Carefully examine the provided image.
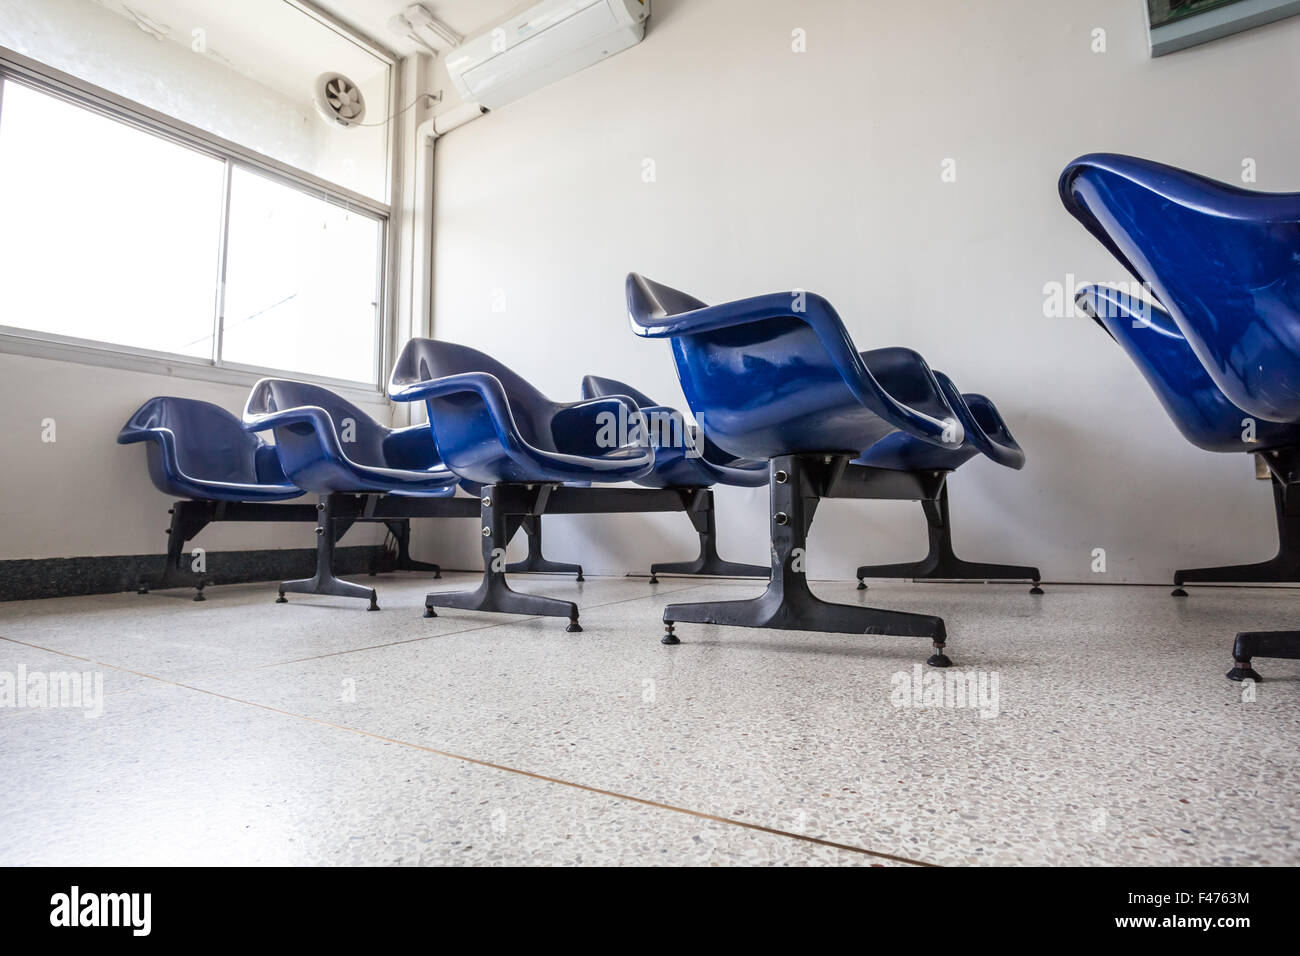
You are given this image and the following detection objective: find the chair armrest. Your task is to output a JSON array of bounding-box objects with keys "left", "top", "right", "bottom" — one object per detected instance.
[
  {"left": 241, "top": 379, "right": 344, "bottom": 457},
  {"left": 387, "top": 371, "right": 528, "bottom": 456}
]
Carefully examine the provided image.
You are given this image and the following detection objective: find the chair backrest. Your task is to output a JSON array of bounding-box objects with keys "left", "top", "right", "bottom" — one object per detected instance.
[
  {"left": 250, "top": 379, "right": 391, "bottom": 467},
  {"left": 626, "top": 274, "right": 953, "bottom": 460},
  {"left": 1060, "top": 153, "right": 1300, "bottom": 421},
  {"left": 122, "top": 396, "right": 273, "bottom": 484},
  {"left": 390, "top": 339, "right": 558, "bottom": 451}
]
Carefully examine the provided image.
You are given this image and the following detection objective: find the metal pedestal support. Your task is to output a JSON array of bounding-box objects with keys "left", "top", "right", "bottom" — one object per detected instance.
[
  {"left": 137, "top": 499, "right": 318, "bottom": 600},
  {"left": 276, "top": 493, "right": 479, "bottom": 610},
  {"left": 855, "top": 483, "right": 1042, "bottom": 594},
  {"left": 661, "top": 455, "right": 952, "bottom": 665},
  {"left": 508, "top": 514, "right": 584, "bottom": 580},
  {"left": 1174, "top": 466, "right": 1300, "bottom": 596},
  {"left": 424, "top": 484, "right": 695, "bottom": 630},
  {"left": 648, "top": 488, "right": 768, "bottom": 582}
]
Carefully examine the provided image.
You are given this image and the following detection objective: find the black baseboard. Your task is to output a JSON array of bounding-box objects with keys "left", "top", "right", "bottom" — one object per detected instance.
[{"left": 0, "top": 547, "right": 382, "bottom": 603}]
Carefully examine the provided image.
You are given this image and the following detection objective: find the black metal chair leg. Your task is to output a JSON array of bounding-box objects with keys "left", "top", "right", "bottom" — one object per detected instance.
[
  {"left": 277, "top": 495, "right": 379, "bottom": 610},
  {"left": 506, "top": 514, "right": 584, "bottom": 580},
  {"left": 855, "top": 488, "right": 1041, "bottom": 592},
  {"left": 649, "top": 490, "right": 767, "bottom": 579},
  {"left": 662, "top": 456, "right": 949, "bottom": 664},
  {"left": 425, "top": 488, "right": 581, "bottom": 630},
  {"left": 1175, "top": 476, "right": 1300, "bottom": 595},
  {"left": 1227, "top": 629, "right": 1300, "bottom": 681}
]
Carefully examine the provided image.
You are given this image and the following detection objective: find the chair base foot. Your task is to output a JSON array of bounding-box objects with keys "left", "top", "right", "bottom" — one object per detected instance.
[
  {"left": 664, "top": 581, "right": 946, "bottom": 648},
  {"left": 1227, "top": 662, "right": 1263, "bottom": 682},
  {"left": 661, "top": 622, "right": 681, "bottom": 645},
  {"left": 426, "top": 574, "right": 578, "bottom": 625},
  {"left": 278, "top": 574, "right": 378, "bottom": 609},
  {"left": 506, "top": 557, "right": 585, "bottom": 578},
  {"left": 566, "top": 618, "right": 583, "bottom": 633},
  {"left": 423, "top": 607, "right": 436, "bottom": 618},
  {"left": 649, "top": 557, "right": 769, "bottom": 579},
  {"left": 1226, "top": 629, "right": 1300, "bottom": 683},
  {"left": 1030, "top": 584, "right": 1044, "bottom": 595},
  {"left": 856, "top": 579, "right": 867, "bottom": 591},
  {"left": 927, "top": 646, "right": 953, "bottom": 668},
  {"left": 1171, "top": 587, "right": 1188, "bottom": 597}
]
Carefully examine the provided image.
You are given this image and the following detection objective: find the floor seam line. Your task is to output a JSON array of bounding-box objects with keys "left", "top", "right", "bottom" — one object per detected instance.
[{"left": 0, "top": 632, "right": 934, "bottom": 866}]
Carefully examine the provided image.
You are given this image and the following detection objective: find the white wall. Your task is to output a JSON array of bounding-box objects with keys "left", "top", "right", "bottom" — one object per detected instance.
[{"left": 428, "top": 0, "right": 1300, "bottom": 584}]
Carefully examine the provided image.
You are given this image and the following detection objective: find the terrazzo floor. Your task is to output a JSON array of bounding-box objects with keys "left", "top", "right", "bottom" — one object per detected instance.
[{"left": 1, "top": 571, "right": 1296, "bottom": 866}]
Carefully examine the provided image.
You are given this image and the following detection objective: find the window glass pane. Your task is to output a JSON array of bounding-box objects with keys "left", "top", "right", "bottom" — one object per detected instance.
[
  {"left": 0, "top": 0, "right": 391, "bottom": 201},
  {"left": 0, "top": 80, "right": 223, "bottom": 357},
  {"left": 221, "top": 167, "right": 380, "bottom": 384}
]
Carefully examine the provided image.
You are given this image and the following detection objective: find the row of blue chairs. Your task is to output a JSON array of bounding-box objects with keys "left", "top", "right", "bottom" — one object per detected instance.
[
  {"left": 119, "top": 153, "right": 1300, "bottom": 678},
  {"left": 120, "top": 305, "right": 1037, "bottom": 666}
]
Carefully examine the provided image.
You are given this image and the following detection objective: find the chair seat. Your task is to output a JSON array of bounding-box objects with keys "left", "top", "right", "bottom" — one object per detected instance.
[
  {"left": 242, "top": 379, "right": 459, "bottom": 497},
  {"left": 624, "top": 274, "right": 963, "bottom": 462},
  {"left": 388, "top": 340, "right": 655, "bottom": 487},
  {"left": 579, "top": 374, "right": 768, "bottom": 488},
  {"left": 118, "top": 397, "right": 303, "bottom": 502},
  {"left": 1077, "top": 285, "right": 1300, "bottom": 452}
]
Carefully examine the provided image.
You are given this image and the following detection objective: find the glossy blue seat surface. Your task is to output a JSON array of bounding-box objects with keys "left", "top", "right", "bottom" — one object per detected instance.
[
  {"left": 854, "top": 369, "right": 1025, "bottom": 472},
  {"left": 388, "top": 340, "right": 655, "bottom": 487},
  {"left": 242, "top": 379, "right": 458, "bottom": 497},
  {"left": 624, "top": 274, "right": 962, "bottom": 462},
  {"left": 1060, "top": 153, "right": 1300, "bottom": 422},
  {"left": 579, "top": 374, "right": 768, "bottom": 488},
  {"left": 118, "top": 396, "right": 303, "bottom": 502},
  {"left": 1076, "top": 285, "right": 1300, "bottom": 452}
]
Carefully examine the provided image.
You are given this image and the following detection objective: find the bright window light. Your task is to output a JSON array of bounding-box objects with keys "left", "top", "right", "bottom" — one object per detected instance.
[
  {"left": 0, "top": 81, "right": 224, "bottom": 358},
  {"left": 0, "top": 78, "right": 386, "bottom": 385},
  {"left": 222, "top": 167, "right": 380, "bottom": 384}
]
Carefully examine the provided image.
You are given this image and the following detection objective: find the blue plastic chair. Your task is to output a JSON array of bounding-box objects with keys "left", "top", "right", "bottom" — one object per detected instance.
[
  {"left": 119, "top": 396, "right": 302, "bottom": 503},
  {"left": 118, "top": 396, "right": 310, "bottom": 600},
  {"left": 580, "top": 374, "right": 769, "bottom": 580},
  {"left": 1062, "top": 154, "right": 1300, "bottom": 680},
  {"left": 1060, "top": 153, "right": 1300, "bottom": 422},
  {"left": 852, "top": 365, "right": 1040, "bottom": 591},
  {"left": 388, "top": 338, "right": 656, "bottom": 629},
  {"left": 625, "top": 273, "right": 968, "bottom": 664},
  {"left": 243, "top": 379, "right": 460, "bottom": 609}
]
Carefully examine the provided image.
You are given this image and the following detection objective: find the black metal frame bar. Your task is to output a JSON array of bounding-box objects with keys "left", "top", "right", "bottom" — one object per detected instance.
[
  {"left": 424, "top": 484, "right": 693, "bottom": 630},
  {"left": 854, "top": 482, "right": 1042, "bottom": 593},
  {"left": 137, "top": 499, "right": 318, "bottom": 600},
  {"left": 276, "top": 492, "right": 479, "bottom": 610},
  {"left": 660, "top": 455, "right": 953, "bottom": 666}
]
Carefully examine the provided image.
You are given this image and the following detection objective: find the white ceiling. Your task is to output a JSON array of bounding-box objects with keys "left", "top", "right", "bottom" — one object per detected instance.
[
  {"left": 310, "top": 0, "right": 528, "bottom": 56},
  {"left": 92, "top": 0, "right": 528, "bottom": 109}
]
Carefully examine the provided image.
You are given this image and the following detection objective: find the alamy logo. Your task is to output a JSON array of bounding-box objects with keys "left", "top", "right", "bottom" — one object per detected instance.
[
  {"left": 890, "top": 664, "right": 1000, "bottom": 718},
  {"left": 0, "top": 666, "right": 103, "bottom": 718},
  {"left": 50, "top": 886, "right": 151, "bottom": 936}
]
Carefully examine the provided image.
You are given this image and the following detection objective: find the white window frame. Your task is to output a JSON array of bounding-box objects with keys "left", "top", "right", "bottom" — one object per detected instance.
[{"left": 0, "top": 6, "right": 403, "bottom": 399}]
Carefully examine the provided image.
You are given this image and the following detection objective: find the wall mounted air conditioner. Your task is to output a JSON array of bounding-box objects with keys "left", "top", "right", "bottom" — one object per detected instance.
[{"left": 445, "top": 0, "right": 648, "bottom": 110}]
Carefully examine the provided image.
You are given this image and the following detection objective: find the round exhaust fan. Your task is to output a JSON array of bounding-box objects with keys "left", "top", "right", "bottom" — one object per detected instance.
[{"left": 313, "top": 72, "right": 366, "bottom": 128}]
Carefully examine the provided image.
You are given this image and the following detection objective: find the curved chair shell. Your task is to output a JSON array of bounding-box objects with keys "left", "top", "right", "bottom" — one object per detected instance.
[
  {"left": 118, "top": 396, "right": 302, "bottom": 502},
  {"left": 579, "top": 374, "right": 768, "bottom": 489},
  {"left": 1060, "top": 153, "right": 1300, "bottom": 422},
  {"left": 242, "top": 379, "right": 458, "bottom": 497},
  {"left": 624, "top": 273, "right": 963, "bottom": 462},
  {"left": 1076, "top": 284, "right": 1300, "bottom": 453},
  {"left": 388, "top": 340, "right": 655, "bottom": 487}
]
